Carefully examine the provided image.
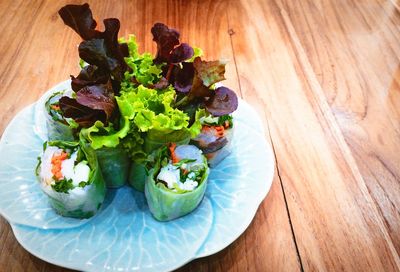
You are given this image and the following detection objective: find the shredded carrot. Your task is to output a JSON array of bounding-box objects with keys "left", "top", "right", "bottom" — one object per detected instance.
[
  {"left": 50, "top": 104, "right": 60, "bottom": 111},
  {"left": 169, "top": 143, "right": 179, "bottom": 164},
  {"left": 214, "top": 125, "right": 225, "bottom": 137},
  {"left": 201, "top": 125, "right": 224, "bottom": 138},
  {"left": 51, "top": 151, "right": 68, "bottom": 181}
]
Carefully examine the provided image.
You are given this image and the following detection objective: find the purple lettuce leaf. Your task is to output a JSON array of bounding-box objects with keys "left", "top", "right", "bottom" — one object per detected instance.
[
  {"left": 170, "top": 43, "right": 194, "bottom": 64},
  {"left": 185, "top": 57, "right": 227, "bottom": 99},
  {"left": 193, "top": 57, "right": 226, "bottom": 87},
  {"left": 173, "top": 62, "right": 194, "bottom": 93},
  {"left": 152, "top": 77, "right": 170, "bottom": 90},
  {"left": 59, "top": 4, "right": 128, "bottom": 82},
  {"left": 75, "top": 81, "right": 116, "bottom": 121},
  {"left": 78, "top": 19, "right": 127, "bottom": 81},
  {"left": 59, "top": 96, "right": 106, "bottom": 127},
  {"left": 70, "top": 65, "right": 109, "bottom": 92},
  {"left": 58, "top": 3, "right": 101, "bottom": 40},
  {"left": 205, "top": 87, "right": 238, "bottom": 116},
  {"left": 151, "top": 23, "right": 180, "bottom": 63}
]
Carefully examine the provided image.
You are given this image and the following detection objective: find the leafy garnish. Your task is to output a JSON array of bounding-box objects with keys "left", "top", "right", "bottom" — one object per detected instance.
[
  {"left": 71, "top": 65, "right": 109, "bottom": 92},
  {"left": 51, "top": 178, "right": 74, "bottom": 193},
  {"left": 76, "top": 82, "right": 116, "bottom": 121},
  {"left": 80, "top": 117, "right": 130, "bottom": 149},
  {"left": 59, "top": 96, "right": 104, "bottom": 127},
  {"left": 170, "top": 43, "right": 194, "bottom": 64},
  {"left": 58, "top": 3, "right": 99, "bottom": 40},
  {"left": 151, "top": 23, "right": 180, "bottom": 64},
  {"left": 59, "top": 4, "right": 127, "bottom": 81},
  {"left": 173, "top": 62, "right": 194, "bottom": 93},
  {"left": 205, "top": 87, "right": 238, "bottom": 116},
  {"left": 57, "top": 3, "right": 128, "bottom": 128},
  {"left": 193, "top": 57, "right": 226, "bottom": 87},
  {"left": 120, "top": 35, "right": 163, "bottom": 86},
  {"left": 117, "top": 85, "right": 190, "bottom": 132}
]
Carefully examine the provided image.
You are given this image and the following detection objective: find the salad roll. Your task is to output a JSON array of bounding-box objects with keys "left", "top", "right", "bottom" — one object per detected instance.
[
  {"left": 95, "top": 146, "right": 130, "bottom": 188},
  {"left": 45, "top": 91, "right": 78, "bottom": 141},
  {"left": 145, "top": 144, "right": 209, "bottom": 221},
  {"left": 36, "top": 141, "right": 106, "bottom": 218},
  {"left": 129, "top": 129, "right": 191, "bottom": 192},
  {"left": 191, "top": 113, "right": 234, "bottom": 167},
  {"left": 80, "top": 119, "right": 131, "bottom": 188}
]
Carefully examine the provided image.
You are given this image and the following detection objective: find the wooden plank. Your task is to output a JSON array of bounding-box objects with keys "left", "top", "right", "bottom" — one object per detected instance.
[
  {"left": 227, "top": 0, "right": 400, "bottom": 270},
  {"left": 178, "top": 176, "right": 302, "bottom": 272},
  {"left": 276, "top": 0, "right": 400, "bottom": 256},
  {"left": 0, "top": 0, "right": 299, "bottom": 271}
]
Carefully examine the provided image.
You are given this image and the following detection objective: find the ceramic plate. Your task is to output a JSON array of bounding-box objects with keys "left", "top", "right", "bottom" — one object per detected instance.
[{"left": 0, "top": 81, "right": 274, "bottom": 271}]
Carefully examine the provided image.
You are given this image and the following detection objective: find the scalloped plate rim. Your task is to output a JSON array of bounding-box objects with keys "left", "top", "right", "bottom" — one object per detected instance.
[{"left": 11, "top": 196, "right": 215, "bottom": 272}]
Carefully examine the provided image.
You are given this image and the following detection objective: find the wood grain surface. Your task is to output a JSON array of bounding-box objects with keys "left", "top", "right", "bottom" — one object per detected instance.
[{"left": 0, "top": 0, "right": 399, "bottom": 271}]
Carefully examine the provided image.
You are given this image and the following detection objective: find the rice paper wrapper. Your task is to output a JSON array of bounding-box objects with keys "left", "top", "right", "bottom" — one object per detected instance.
[
  {"left": 144, "top": 129, "right": 191, "bottom": 153},
  {"left": 37, "top": 141, "right": 106, "bottom": 219},
  {"left": 129, "top": 162, "right": 147, "bottom": 192},
  {"left": 45, "top": 113, "right": 76, "bottom": 141},
  {"left": 95, "top": 146, "right": 130, "bottom": 188},
  {"left": 145, "top": 165, "right": 209, "bottom": 221},
  {"left": 192, "top": 127, "right": 235, "bottom": 168},
  {"left": 45, "top": 92, "right": 76, "bottom": 141}
]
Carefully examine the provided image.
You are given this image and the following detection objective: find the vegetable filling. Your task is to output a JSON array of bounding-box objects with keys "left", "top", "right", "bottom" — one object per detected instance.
[
  {"left": 40, "top": 145, "right": 91, "bottom": 193},
  {"left": 156, "top": 144, "right": 206, "bottom": 192}
]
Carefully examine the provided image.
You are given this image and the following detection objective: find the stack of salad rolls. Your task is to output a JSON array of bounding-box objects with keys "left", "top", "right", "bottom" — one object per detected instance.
[{"left": 35, "top": 3, "right": 239, "bottom": 221}]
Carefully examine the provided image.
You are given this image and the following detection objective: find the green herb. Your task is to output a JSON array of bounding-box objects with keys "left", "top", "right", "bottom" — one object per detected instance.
[
  {"left": 119, "top": 35, "right": 163, "bottom": 86},
  {"left": 51, "top": 178, "right": 74, "bottom": 193},
  {"left": 173, "top": 158, "right": 196, "bottom": 168},
  {"left": 218, "top": 115, "right": 233, "bottom": 127}
]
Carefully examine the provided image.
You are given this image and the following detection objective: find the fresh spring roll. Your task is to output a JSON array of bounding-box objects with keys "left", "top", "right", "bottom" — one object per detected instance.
[
  {"left": 191, "top": 114, "right": 234, "bottom": 167},
  {"left": 145, "top": 144, "right": 209, "bottom": 221},
  {"left": 129, "top": 129, "right": 191, "bottom": 192},
  {"left": 45, "top": 91, "right": 78, "bottom": 141},
  {"left": 95, "top": 145, "right": 130, "bottom": 188},
  {"left": 80, "top": 119, "right": 131, "bottom": 188},
  {"left": 36, "top": 141, "right": 106, "bottom": 218}
]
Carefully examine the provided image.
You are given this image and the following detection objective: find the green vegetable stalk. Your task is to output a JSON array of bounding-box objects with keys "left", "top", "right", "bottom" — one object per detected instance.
[{"left": 36, "top": 141, "right": 106, "bottom": 218}]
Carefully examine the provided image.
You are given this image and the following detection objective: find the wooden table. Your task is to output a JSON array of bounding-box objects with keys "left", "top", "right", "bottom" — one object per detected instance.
[{"left": 1, "top": 0, "right": 399, "bottom": 271}]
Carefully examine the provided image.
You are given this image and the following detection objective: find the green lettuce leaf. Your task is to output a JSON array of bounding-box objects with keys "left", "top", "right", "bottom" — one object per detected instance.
[
  {"left": 119, "top": 35, "right": 163, "bottom": 86},
  {"left": 80, "top": 117, "right": 130, "bottom": 149},
  {"left": 117, "top": 85, "right": 191, "bottom": 133}
]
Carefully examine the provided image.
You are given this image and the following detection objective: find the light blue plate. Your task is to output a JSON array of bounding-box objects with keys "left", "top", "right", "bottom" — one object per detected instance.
[{"left": 0, "top": 81, "right": 274, "bottom": 271}]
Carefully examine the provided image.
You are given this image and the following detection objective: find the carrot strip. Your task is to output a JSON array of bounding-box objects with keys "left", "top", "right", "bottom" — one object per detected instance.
[
  {"left": 50, "top": 104, "right": 60, "bottom": 111},
  {"left": 169, "top": 143, "right": 179, "bottom": 164},
  {"left": 51, "top": 151, "right": 68, "bottom": 181},
  {"left": 214, "top": 125, "right": 225, "bottom": 137}
]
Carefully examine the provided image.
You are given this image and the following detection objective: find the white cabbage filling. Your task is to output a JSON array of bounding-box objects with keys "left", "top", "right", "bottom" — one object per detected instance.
[
  {"left": 199, "top": 115, "right": 220, "bottom": 125},
  {"left": 157, "top": 163, "right": 199, "bottom": 191},
  {"left": 40, "top": 146, "right": 90, "bottom": 189}
]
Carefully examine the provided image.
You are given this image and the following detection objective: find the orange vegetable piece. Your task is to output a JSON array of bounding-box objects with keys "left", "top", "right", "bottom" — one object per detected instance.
[
  {"left": 50, "top": 104, "right": 60, "bottom": 111},
  {"left": 51, "top": 151, "right": 68, "bottom": 181},
  {"left": 168, "top": 143, "right": 179, "bottom": 164}
]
